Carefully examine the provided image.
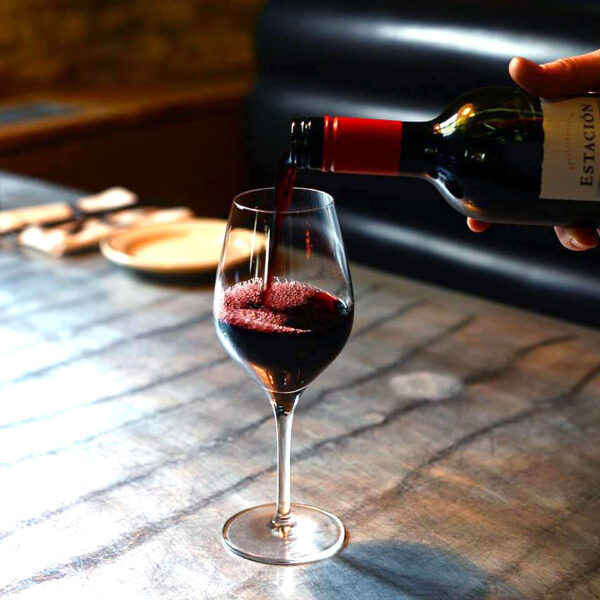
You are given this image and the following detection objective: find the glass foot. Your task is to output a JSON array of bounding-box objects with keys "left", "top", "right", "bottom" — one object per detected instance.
[{"left": 222, "top": 503, "right": 346, "bottom": 565}]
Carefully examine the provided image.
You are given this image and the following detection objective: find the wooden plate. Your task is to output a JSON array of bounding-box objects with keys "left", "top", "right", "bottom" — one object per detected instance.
[{"left": 100, "top": 219, "right": 261, "bottom": 275}]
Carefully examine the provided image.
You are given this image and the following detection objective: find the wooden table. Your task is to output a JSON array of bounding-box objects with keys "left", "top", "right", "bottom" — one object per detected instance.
[{"left": 1, "top": 173, "right": 599, "bottom": 599}]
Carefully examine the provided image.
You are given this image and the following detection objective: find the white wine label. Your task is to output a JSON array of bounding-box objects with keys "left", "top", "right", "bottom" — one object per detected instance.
[{"left": 541, "top": 97, "right": 600, "bottom": 201}]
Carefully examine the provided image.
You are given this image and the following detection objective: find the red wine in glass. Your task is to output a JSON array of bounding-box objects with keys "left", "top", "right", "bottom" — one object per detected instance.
[{"left": 217, "top": 279, "right": 353, "bottom": 393}]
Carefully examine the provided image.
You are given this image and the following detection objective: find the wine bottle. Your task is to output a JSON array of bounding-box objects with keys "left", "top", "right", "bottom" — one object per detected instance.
[{"left": 289, "top": 87, "right": 600, "bottom": 226}]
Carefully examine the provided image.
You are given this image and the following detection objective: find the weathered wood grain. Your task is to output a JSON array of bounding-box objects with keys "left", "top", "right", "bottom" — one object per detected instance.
[{"left": 1, "top": 173, "right": 599, "bottom": 599}]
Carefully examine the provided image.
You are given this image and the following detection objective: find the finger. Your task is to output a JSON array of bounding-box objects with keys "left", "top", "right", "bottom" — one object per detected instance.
[
  {"left": 509, "top": 51, "right": 600, "bottom": 98},
  {"left": 554, "top": 226, "right": 599, "bottom": 251},
  {"left": 467, "top": 218, "right": 491, "bottom": 233}
]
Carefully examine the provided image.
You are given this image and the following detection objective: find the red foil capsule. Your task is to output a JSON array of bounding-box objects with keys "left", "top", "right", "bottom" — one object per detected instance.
[{"left": 322, "top": 116, "right": 403, "bottom": 176}]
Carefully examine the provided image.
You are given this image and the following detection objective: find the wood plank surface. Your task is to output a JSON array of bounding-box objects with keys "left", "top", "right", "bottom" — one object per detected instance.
[{"left": 1, "top": 174, "right": 599, "bottom": 599}]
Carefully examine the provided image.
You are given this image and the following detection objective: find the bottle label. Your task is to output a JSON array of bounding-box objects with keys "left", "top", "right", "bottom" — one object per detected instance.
[{"left": 541, "top": 97, "right": 600, "bottom": 201}]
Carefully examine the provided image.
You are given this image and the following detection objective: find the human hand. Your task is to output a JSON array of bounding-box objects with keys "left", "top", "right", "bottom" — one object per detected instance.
[{"left": 468, "top": 49, "right": 600, "bottom": 250}]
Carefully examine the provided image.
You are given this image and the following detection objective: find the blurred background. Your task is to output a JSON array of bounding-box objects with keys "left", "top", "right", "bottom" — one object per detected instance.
[
  {"left": 2, "top": 0, "right": 600, "bottom": 326},
  {"left": 0, "top": 0, "right": 264, "bottom": 217}
]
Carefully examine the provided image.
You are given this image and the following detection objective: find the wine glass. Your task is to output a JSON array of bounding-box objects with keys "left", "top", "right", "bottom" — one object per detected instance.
[{"left": 213, "top": 187, "right": 354, "bottom": 565}]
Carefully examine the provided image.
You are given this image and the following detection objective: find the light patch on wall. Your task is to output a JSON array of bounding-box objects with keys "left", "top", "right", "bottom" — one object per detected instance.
[{"left": 377, "top": 24, "right": 582, "bottom": 62}]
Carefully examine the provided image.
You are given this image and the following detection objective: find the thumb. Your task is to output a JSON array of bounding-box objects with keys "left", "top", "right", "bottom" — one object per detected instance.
[{"left": 509, "top": 50, "right": 600, "bottom": 98}]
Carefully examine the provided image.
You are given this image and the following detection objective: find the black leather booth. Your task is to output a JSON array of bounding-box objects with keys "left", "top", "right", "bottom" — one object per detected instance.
[{"left": 246, "top": 0, "right": 600, "bottom": 327}]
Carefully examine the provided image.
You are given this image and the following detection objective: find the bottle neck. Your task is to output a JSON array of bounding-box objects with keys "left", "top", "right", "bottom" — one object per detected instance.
[
  {"left": 289, "top": 116, "right": 434, "bottom": 176},
  {"left": 398, "top": 121, "right": 435, "bottom": 175},
  {"left": 289, "top": 118, "right": 324, "bottom": 169}
]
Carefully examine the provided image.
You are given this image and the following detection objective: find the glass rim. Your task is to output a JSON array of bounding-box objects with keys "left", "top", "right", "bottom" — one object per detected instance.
[{"left": 232, "top": 187, "right": 335, "bottom": 215}]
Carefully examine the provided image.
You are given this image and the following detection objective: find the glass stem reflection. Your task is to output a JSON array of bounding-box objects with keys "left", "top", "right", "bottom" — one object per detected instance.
[{"left": 270, "top": 391, "right": 301, "bottom": 535}]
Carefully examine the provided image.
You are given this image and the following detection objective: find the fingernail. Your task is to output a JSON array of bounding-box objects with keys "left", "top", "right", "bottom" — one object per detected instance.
[
  {"left": 516, "top": 56, "right": 542, "bottom": 69},
  {"left": 570, "top": 237, "right": 593, "bottom": 250}
]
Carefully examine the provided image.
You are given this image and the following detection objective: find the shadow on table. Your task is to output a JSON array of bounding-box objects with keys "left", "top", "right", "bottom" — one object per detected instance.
[{"left": 275, "top": 540, "right": 524, "bottom": 600}]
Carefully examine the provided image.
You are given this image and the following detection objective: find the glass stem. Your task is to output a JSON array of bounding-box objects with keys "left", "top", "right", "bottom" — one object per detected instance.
[{"left": 269, "top": 391, "right": 301, "bottom": 534}]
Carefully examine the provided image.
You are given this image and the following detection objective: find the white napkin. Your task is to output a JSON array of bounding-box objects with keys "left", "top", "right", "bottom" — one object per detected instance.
[
  {"left": 19, "top": 206, "right": 194, "bottom": 257},
  {"left": 0, "top": 186, "right": 138, "bottom": 235}
]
